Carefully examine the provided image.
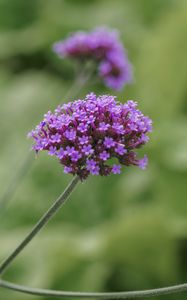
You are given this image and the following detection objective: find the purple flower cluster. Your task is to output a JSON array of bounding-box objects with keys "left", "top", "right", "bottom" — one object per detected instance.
[
  {"left": 28, "top": 93, "right": 152, "bottom": 180},
  {"left": 53, "top": 27, "right": 133, "bottom": 90}
]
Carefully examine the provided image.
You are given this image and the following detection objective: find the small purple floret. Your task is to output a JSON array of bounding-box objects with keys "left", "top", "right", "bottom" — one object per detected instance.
[
  {"left": 104, "top": 137, "right": 115, "bottom": 149},
  {"left": 115, "top": 144, "right": 127, "bottom": 155},
  {"left": 99, "top": 151, "right": 110, "bottom": 161},
  {"left": 64, "top": 129, "right": 76, "bottom": 141},
  {"left": 51, "top": 133, "right": 61, "bottom": 143},
  {"left": 78, "top": 135, "right": 89, "bottom": 145},
  {"left": 90, "top": 165, "right": 100, "bottom": 175},
  {"left": 48, "top": 146, "right": 56, "bottom": 156},
  {"left": 64, "top": 166, "right": 73, "bottom": 174},
  {"left": 57, "top": 148, "right": 66, "bottom": 159},
  {"left": 82, "top": 144, "right": 94, "bottom": 155},
  {"left": 71, "top": 151, "right": 82, "bottom": 162},
  {"left": 99, "top": 122, "right": 110, "bottom": 132},
  {"left": 112, "top": 164, "right": 121, "bottom": 174},
  {"left": 138, "top": 155, "right": 148, "bottom": 170}
]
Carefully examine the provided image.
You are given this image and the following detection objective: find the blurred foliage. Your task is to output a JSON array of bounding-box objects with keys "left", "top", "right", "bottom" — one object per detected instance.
[{"left": 0, "top": 0, "right": 187, "bottom": 299}]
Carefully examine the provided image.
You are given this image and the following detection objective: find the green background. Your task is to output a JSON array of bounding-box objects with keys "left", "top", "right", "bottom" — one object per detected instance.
[{"left": 0, "top": 0, "right": 187, "bottom": 299}]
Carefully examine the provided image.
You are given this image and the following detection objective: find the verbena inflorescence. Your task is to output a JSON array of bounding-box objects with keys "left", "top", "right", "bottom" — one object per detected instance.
[
  {"left": 28, "top": 93, "right": 152, "bottom": 180},
  {"left": 53, "top": 27, "right": 132, "bottom": 90}
]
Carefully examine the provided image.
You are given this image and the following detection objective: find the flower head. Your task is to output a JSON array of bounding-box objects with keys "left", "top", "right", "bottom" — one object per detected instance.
[
  {"left": 53, "top": 27, "right": 133, "bottom": 90},
  {"left": 28, "top": 93, "right": 152, "bottom": 180}
]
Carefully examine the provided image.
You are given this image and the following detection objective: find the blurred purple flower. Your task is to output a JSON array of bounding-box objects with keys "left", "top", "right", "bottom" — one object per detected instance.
[{"left": 53, "top": 27, "right": 133, "bottom": 90}]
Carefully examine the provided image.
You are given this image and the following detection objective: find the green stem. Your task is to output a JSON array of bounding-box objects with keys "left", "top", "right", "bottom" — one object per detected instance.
[
  {"left": 0, "top": 280, "right": 187, "bottom": 299},
  {"left": 0, "top": 176, "right": 80, "bottom": 275},
  {"left": 64, "top": 64, "right": 93, "bottom": 100},
  {"left": 0, "top": 151, "right": 34, "bottom": 213}
]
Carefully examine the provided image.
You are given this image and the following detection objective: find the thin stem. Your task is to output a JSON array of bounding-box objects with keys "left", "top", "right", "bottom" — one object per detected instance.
[
  {"left": 0, "top": 175, "right": 80, "bottom": 276},
  {"left": 0, "top": 280, "right": 187, "bottom": 299},
  {"left": 0, "top": 70, "right": 91, "bottom": 214},
  {"left": 65, "top": 64, "right": 93, "bottom": 100},
  {"left": 0, "top": 151, "right": 34, "bottom": 213}
]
